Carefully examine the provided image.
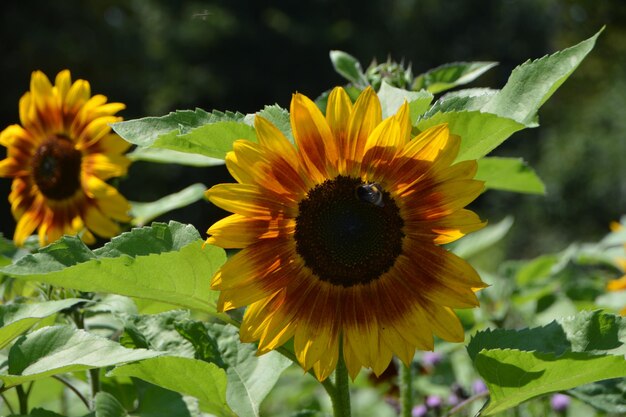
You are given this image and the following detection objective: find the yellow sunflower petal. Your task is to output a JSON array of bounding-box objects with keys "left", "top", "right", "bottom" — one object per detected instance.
[
  {"left": 607, "top": 276, "right": 626, "bottom": 291},
  {"left": 291, "top": 92, "right": 338, "bottom": 181},
  {"left": 326, "top": 87, "right": 353, "bottom": 172},
  {"left": 206, "top": 213, "right": 294, "bottom": 249},
  {"left": 206, "top": 183, "right": 297, "bottom": 218},
  {"left": 345, "top": 87, "right": 382, "bottom": 168},
  {"left": 54, "top": 70, "right": 72, "bottom": 103},
  {"left": 84, "top": 205, "right": 120, "bottom": 238}
]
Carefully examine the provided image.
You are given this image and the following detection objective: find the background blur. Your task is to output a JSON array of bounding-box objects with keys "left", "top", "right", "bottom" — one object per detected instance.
[{"left": 1, "top": 0, "right": 625, "bottom": 260}]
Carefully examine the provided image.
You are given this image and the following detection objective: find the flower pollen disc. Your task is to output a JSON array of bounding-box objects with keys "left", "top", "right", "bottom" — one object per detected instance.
[
  {"left": 31, "top": 135, "right": 82, "bottom": 200},
  {"left": 295, "top": 175, "right": 404, "bottom": 286}
]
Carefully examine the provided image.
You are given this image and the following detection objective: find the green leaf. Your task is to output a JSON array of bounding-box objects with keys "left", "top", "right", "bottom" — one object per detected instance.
[
  {"left": 412, "top": 61, "right": 498, "bottom": 94},
  {"left": 254, "top": 104, "right": 294, "bottom": 143},
  {"left": 127, "top": 147, "right": 225, "bottom": 167},
  {"left": 175, "top": 320, "right": 224, "bottom": 367},
  {"left": 109, "top": 356, "right": 232, "bottom": 416},
  {"left": 1, "top": 325, "right": 160, "bottom": 388},
  {"left": 451, "top": 216, "right": 513, "bottom": 259},
  {"left": 417, "top": 110, "right": 525, "bottom": 161},
  {"left": 0, "top": 222, "right": 226, "bottom": 315},
  {"left": 129, "top": 184, "right": 207, "bottom": 226},
  {"left": 475, "top": 157, "right": 546, "bottom": 194},
  {"left": 475, "top": 349, "right": 626, "bottom": 415},
  {"left": 482, "top": 29, "right": 602, "bottom": 126},
  {"left": 111, "top": 109, "right": 245, "bottom": 148},
  {"left": 377, "top": 82, "right": 433, "bottom": 123},
  {"left": 329, "top": 50, "right": 368, "bottom": 86},
  {"left": 121, "top": 310, "right": 195, "bottom": 358},
  {"left": 0, "top": 299, "right": 87, "bottom": 350},
  {"left": 95, "top": 392, "right": 129, "bottom": 417},
  {"left": 151, "top": 121, "right": 256, "bottom": 160},
  {"left": 468, "top": 311, "right": 626, "bottom": 415},
  {"left": 568, "top": 379, "right": 626, "bottom": 413},
  {"left": 421, "top": 88, "right": 499, "bottom": 119},
  {"left": 208, "top": 323, "right": 292, "bottom": 417}
]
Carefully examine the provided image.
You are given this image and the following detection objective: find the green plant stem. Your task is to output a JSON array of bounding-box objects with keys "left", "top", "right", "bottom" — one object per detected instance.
[
  {"left": 399, "top": 361, "right": 414, "bottom": 417},
  {"left": 15, "top": 385, "right": 28, "bottom": 415},
  {"left": 330, "top": 339, "right": 351, "bottom": 417},
  {"left": 1, "top": 392, "right": 15, "bottom": 415},
  {"left": 53, "top": 376, "right": 90, "bottom": 410}
]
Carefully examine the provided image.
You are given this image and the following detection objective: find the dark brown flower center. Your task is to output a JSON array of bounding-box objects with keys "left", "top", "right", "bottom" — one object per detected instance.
[
  {"left": 294, "top": 175, "right": 404, "bottom": 287},
  {"left": 31, "top": 135, "right": 82, "bottom": 200}
]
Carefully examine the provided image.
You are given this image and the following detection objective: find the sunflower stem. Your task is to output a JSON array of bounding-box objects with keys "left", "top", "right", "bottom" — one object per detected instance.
[
  {"left": 399, "top": 361, "right": 414, "bottom": 417},
  {"left": 331, "top": 339, "right": 351, "bottom": 417}
]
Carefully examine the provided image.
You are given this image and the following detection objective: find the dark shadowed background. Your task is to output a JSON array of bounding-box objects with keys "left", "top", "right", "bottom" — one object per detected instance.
[{"left": 1, "top": 0, "right": 625, "bottom": 259}]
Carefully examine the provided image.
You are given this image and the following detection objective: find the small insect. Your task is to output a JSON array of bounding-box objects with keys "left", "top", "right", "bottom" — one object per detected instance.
[{"left": 356, "top": 182, "right": 385, "bottom": 207}]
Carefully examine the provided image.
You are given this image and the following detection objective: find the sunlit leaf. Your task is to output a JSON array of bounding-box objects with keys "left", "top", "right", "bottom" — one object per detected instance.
[
  {"left": 111, "top": 109, "right": 245, "bottom": 148},
  {"left": 120, "top": 310, "right": 195, "bottom": 358},
  {"left": 0, "top": 298, "right": 86, "bottom": 349},
  {"left": 109, "top": 356, "right": 232, "bottom": 416},
  {"left": 412, "top": 61, "right": 498, "bottom": 94},
  {"left": 0, "top": 222, "right": 226, "bottom": 315},
  {"left": 417, "top": 110, "right": 525, "bottom": 161},
  {"left": 476, "top": 157, "right": 546, "bottom": 194},
  {"left": 0, "top": 325, "right": 160, "bottom": 388},
  {"left": 151, "top": 121, "right": 256, "bottom": 160},
  {"left": 329, "top": 50, "right": 368, "bottom": 86},
  {"left": 468, "top": 311, "right": 626, "bottom": 415},
  {"left": 482, "top": 29, "right": 603, "bottom": 126},
  {"left": 377, "top": 82, "right": 433, "bottom": 123},
  {"left": 129, "top": 184, "right": 207, "bottom": 226},
  {"left": 475, "top": 349, "right": 626, "bottom": 415}
]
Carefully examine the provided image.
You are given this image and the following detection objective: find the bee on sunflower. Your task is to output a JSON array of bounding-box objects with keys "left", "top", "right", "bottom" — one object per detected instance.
[
  {"left": 205, "top": 86, "right": 488, "bottom": 381},
  {"left": 0, "top": 70, "right": 132, "bottom": 246}
]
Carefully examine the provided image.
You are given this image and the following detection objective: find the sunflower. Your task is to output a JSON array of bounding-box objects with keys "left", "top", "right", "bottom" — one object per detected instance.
[
  {"left": 0, "top": 70, "right": 131, "bottom": 246},
  {"left": 206, "top": 86, "right": 487, "bottom": 381}
]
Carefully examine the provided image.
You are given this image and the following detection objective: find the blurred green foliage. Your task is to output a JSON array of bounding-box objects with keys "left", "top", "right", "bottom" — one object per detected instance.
[{"left": 1, "top": 0, "right": 625, "bottom": 260}]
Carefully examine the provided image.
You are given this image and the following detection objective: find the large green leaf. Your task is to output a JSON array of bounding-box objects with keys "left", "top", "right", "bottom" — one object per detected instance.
[
  {"left": 412, "top": 61, "right": 498, "bottom": 94},
  {"left": 468, "top": 311, "right": 626, "bottom": 415},
  {"left": 151, "top": 121, "right": 256, "bottom": 160},
  {"left": 120, "top": 310, "right": 195, "bottom": 358},
  {"left": 1, "top": 325, "right": 160, "bottom": 388},
  {"left": 475, "top": 350, "right": 626, "bottom": 415},
  {"left": 109, "top": 356, "right": 232, "bottom": 416},
  {"left": 111, "top": 109, "right": 245, "bottom": 148},
  {"left": 0, "top": 298, "right": 86, "bottom": 350},
  {"left": 482, "top": 29, "right": 602, "bottom": 126},
  {"left": 129, "top": 184, "right": 207, "bottom": 226},
  {"left": 208, "top": 323, "right": 292, "bottom": 417},
  {"left": 475, "top": 157, "right": 546, "bottom": 194},
  {"left": 0, "top": 222, "right": 226, "bottom": 315},
  {"left": 377, "top": 82, "right": 433, "bottom": 123},
  {"left": 417, "top": 110, "right": 525, "bottom": 161}
]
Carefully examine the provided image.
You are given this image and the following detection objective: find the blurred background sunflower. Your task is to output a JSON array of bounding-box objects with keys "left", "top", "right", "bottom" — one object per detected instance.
[{"left": 1, "top": 0, "right": 625, "bottom": 260}]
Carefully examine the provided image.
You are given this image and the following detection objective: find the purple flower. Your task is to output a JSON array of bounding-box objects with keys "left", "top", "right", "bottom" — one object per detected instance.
[
  {"left": 472, "top": 379, "right": 488, "bottom": 394},
  {"left": 448, "top": 393, "right": 462, "bottom": 407},
  {"left": 412, "top": 404, "right": 428, "bottom": 417},
  {"left": 550, "top": 393, "right": 571, "bottom": 412},
  {"left": 422, "top": 351, "right": 443, "bottom": 367},
  {"left": 426, "top": 395, "right": 442, "bottom": 409}
]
